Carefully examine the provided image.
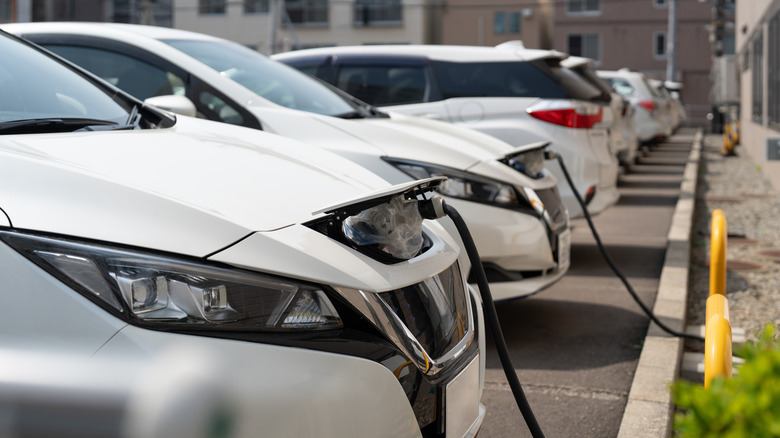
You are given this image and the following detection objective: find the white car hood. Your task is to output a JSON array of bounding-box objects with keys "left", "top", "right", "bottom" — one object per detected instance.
[
  {"left": 0, "top": 117, "right": 391, "bottom": 257},
  {"left": 248, "top": 105, "right": 554, "bottom": 187}
]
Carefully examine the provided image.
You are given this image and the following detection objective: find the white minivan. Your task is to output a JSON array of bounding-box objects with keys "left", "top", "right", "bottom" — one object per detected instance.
[
  {"left": 274, "top": 41, "right": 621, "bottom": 219},
  {"left": 0, "top": 29, "right": 486, "bottom": 437}
]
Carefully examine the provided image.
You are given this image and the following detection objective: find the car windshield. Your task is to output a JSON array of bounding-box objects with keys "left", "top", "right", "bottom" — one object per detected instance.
[
  {"left": 0, "top": 32, "right": 130, "bottom": 128},
  {"left": 162, "top": 39, "right": 358, "bottom": 117}
]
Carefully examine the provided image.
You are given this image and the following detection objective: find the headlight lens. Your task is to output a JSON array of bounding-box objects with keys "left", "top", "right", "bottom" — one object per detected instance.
[
  {"left": 1, "top": 231, "right": 342, "bottom": 331},
  {"left": 502, "top": 148, "right": 547, "bottom": 179},
  {"left": 383, "top": 157, "right": 528, "bottom": 210}
]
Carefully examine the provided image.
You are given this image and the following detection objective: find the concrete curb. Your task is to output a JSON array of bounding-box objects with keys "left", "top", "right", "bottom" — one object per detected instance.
[{"left": 616, "top": 129, "right": 703, "bottom": 438}]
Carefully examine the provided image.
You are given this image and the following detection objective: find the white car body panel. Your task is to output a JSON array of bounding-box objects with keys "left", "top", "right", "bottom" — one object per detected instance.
[
  {"left": 386, "top": 97, "right": 617, "bottom": 219},
  {"left": 598, "top": 70, "right": 669, "bottom": 144},
  {"left": 0, "top": 116, "right": 390, "bottom": 256},
  {"left": 273, "top": 44, "right": 620, "bottom": 219},
  {"left": 96, "top": 326, "right": 427, "bottom": 438},
  {"left": 0, "top": 241, "right": 128, "bottom": 353}
]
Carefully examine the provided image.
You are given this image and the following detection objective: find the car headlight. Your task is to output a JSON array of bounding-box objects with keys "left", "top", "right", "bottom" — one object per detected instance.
[
  {"left": 383, "top": 157, "right": 533, "bottom": 212},
  {"left": 342, "top": 195, "right": 424, "bottom": 260},
  {"left": 0, "top": 231, "right": 342, "bottom": 331},
  {"left": 501, "top": 148, "right": 547, "bottom": 179}
]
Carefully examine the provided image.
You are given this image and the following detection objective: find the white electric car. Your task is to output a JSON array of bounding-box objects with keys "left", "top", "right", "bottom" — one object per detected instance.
[
  {"left": 4, "top": 22, "right": 571, "bottom": 301},
  {"left": 274, "top": 41, "right": 621, "bottom": 219},
  {"left": 597, "top": 69, "right": 671, "bottom": 144},
  {"left": 561, "top": 56, "right": 639, "bottom": 167},
  {"left": 0, "top": 30, "right": 486, "bottom": 437}
]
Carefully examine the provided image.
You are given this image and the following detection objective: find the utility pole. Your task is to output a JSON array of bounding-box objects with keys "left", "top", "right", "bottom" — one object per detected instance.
[
  {"left": 269, "top": 0, "right": 282, "bottom": 54},
  {"left": 713, "top": 0, "right": 725, "bottom": 57},
  {"left": 666, "top": 0, "right": 677, "bottom": 82}
]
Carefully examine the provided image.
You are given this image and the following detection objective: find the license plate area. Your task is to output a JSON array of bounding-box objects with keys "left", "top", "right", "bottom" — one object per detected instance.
[
  {"left": 558, "top": 228, "right": 571, "bottom": 271},
  {"left": 442, "top": 355, "right": 480, "bottom": 437}
]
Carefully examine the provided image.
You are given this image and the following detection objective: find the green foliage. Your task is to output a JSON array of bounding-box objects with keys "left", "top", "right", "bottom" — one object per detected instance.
[{"left": 671, "top": 325, "right": 780, "bottom": 437}]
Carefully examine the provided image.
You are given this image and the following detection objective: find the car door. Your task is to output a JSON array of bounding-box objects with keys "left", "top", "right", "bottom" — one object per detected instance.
[{"left": 19, "top": 34, "right": 262, "bottom": 130}]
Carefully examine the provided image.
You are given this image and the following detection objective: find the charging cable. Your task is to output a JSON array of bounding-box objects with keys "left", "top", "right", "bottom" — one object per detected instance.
[
  {"left": 419, "top": 196, "right": 546, "bottom": 438},
  {"left": 547, "top": 150, "right": 704, "bottom": 343}
]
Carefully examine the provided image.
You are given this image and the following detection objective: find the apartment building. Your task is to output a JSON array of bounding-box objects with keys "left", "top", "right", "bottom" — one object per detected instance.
[
  {"left": 551, "top": 0, "right": 716, "bottom": 126},
  {"left": 173, "top": 0, "right": 440, "bottom": 53},
  {"left": 1, "top": 0, "right": 170, "bottom": 25},
  {"left": 439, "top": 0, "right": 553, "bottom": 50},
  {"left": 736, "top": 0, "right": 780, "bottom": 191},
  {"left": 5, "top": 0, "right": 728, "bottom": 129}
]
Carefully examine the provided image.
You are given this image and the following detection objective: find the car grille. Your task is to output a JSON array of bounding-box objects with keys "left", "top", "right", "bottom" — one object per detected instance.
[
  {"left": 378, "top": 263, "right": 470, "bottom": 359},
  {"left": 535, "top": 186, "right": 567, "bottom": 232},
  {"left": 335, "top": 262, "right": 474, "bottom": 376}
]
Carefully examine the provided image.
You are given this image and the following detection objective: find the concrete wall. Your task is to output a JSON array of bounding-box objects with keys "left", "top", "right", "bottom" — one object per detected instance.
[
  {"left": 440, "top": 0, "right": 552, "bottom": 49},
  {"left": 737, "top": 0, "right": 780, "bottom": 191}
]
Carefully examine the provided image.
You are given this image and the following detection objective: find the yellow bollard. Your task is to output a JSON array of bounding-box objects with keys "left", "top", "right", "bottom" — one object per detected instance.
[
  {"left": 709, "top": 209, "right": 726, "bottom": 296},
  {"left": 704, "top": 210, "right": 732, "bottom": 387},
  {"left": 704, "top": 294, "right": 733, "bottom": 387},
  {"left": 722, "top": 124, "right": 735, "bottom": 156}
]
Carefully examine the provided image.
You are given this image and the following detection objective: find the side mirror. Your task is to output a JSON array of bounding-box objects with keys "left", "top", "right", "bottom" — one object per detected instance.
[{"left": 144, "top": 95, "right": 197, "bottom": 118}]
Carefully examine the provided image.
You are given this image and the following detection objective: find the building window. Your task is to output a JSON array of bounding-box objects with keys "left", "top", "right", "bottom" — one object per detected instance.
[
  {"left": 653, "top": 32, "right": 666, "bottom": 60},
  {"left": 245, "top": 0, "right": 269, "bottom": 13},
  {"left": 353, "top": 0, "right": 401, "bottom": 26},
  {"left": 653, "top": 0, "right": 667, "bottom": 8},
  {"left": 493, "top": 11, "right": 520, "bottom": 35},
  {"left": 567, "top": 33, "right": 600, "bottom": 63},
  {"left": 0, "top": 0, "right": 12, "bottom": 22},
  {"left": 199, "top": 0, "right": 225, "bottom": 14},
  {"left": 508, "top": 11, "right": 520, "bottom": 34},
  {"left": 286, "top": 0, "right": 328, "bottom": 25},
  {"left": 494, "top": 12, "right": 506, "bottom": 34},
  {"left": 566, "top": 0, "right": 600, "bottom": 15},
  {"left": 769, "top": 12, "right": 780, "bottom": 127},
  {"left": 752, "top": 31, "right": 764, "bottom": 123}
]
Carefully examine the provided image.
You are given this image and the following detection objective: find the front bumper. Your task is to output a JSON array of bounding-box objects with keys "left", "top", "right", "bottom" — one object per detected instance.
[{"left": 98, "top": 324, "right": 485, "bottom": 438}]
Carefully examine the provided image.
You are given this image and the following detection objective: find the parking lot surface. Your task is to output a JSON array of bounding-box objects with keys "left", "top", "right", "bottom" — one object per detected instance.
[{"left": 478, "top": 128, "right": 699, "bottom": 437}]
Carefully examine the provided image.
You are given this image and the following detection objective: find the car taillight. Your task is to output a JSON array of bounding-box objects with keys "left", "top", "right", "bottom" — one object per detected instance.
[
  {"left": 638, "top": 100, "right": 655, "bottom": 113},
  {"left": 527, "top": 100, "right": 603, "bottom": 129}
]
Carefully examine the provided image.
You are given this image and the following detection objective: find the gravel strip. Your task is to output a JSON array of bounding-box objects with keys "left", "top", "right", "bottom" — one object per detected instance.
[{"left": 687, "top": 133, "right": 780, "bottom": 344}]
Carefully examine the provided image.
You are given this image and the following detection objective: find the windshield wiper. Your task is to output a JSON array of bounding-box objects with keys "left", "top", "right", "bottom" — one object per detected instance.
[
  {"left": 333, "top": 110, "right": 368, "bottom": 119},
  {"left": 0, "top": 118, "right": 135, "bottom": 135}
]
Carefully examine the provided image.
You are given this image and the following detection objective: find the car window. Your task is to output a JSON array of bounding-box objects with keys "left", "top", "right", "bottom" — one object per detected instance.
[
  {"left": 42, "top": 45, "right": 186, "bottom": 101},
  {"left": 197, "top": 90, "right": 244, "bottom": 125},
  {"left": 163, "top": 39, "right": 357, "bottom": 117},
  {"left": 429, "top": 60, "right": 600, "bottom": 102},
  {"left": 570, "top": 66, "right": 612, "bottom": 100},
  {"left": 606, "top": 78, "right": 635, "bottom": 98},
  {"left": 0, "top": 35, "right": 128, "bottom": 124},
  {"left": 335, "top": 65, "right": 427, "bottom": 106}
]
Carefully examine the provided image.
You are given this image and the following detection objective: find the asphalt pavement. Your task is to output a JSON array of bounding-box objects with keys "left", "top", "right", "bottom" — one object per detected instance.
[{"left": 477, "top": 128, "right": 701, "bottom": 438}]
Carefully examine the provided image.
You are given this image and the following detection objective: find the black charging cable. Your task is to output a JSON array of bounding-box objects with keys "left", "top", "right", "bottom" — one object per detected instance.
[
  {"left": 548, "top": 151, "right": 704, "bottom": 342},
  {"left": 440, "top": 201, "right": 546, "bottom": 438}
]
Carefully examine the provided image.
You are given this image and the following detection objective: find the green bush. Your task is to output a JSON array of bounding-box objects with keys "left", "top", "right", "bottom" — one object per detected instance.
[{"left": 671, "top": 325, "right": 780, "bottom": 437}]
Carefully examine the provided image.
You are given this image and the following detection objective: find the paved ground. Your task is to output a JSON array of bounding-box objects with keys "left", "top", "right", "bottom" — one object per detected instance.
[{"left": 477, "top": 128, "right": 700, "bottom": 438}]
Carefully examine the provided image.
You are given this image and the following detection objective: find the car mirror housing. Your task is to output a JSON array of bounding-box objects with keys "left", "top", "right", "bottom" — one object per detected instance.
[{"left": 144, "top": 95, "right": 197, "bottom": 118}]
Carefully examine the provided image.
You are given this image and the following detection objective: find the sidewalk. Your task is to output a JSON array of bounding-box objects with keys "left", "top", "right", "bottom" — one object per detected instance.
[
  {"left": 616, "top": 129, "right": 701, "bottom": 438},
  {"left": 618, "top": 129, "right": 780, "bottom": 437}
]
